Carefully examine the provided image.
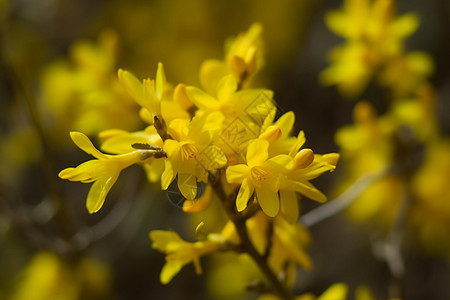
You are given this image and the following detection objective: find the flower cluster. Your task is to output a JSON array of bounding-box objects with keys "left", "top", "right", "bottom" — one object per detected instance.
[
  {"left": 59, "top": 23, "right": 339, "bottom": 295},
  {"left": 320, "top": 0, "right": 433, "bottom": 98},
  {"left": 325, "top": 0, "right": 450, "bottom": 256}
]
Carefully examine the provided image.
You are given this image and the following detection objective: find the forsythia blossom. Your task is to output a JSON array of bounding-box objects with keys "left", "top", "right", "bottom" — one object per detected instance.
[{"left": 59, "top": 24, "right": 339, "bottom": 295}]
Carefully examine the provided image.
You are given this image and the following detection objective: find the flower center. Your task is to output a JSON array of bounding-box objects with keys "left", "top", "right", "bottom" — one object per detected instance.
[
  {"left": 251, "top": 166, "right": 267, "bottom": 181},
  {"left": 180, "top": 143, "right": 198, "bottom": 161}
]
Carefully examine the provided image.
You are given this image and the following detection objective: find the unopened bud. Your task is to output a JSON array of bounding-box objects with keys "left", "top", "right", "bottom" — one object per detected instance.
[
  {"left": 294, "top": 148, "right": 314, "bottom": 169},
  {"left": 260, "top": 125, "right": 282, "bottom": 144},
  {"left": 353, "top": 101, "right": 376, "bottom": 124}
]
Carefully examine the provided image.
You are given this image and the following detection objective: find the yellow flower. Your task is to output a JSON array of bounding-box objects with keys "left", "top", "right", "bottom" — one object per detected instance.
[
  {"left": 225, "top": 22, "right": 263, "bottom": 83},
  {"left": 321, "top": 0, "right": 422, "bottom": 97},
  {"left": 259, "top": 283, "right": 348, "bottom": 300},
  {"left": 162, "top": 113, "right": 227, "bottom": 200},
  {"left": 118, "top": 63, "right": 189, "bottom": 124},
  {"left": 150, "top": 230, "right": 227, "bottom": 284},
  {"left": 40, "top": 30, "right": 140, "bottom": 135},
  {"left": 199, "top": 23, "right": 263, "bottom": 94},
  {"left": 378, "top": 51, "right": 434, "bottom": 97},
  {"left": 226, "top": 138, "right": 288, "bottom": 217},
  {"left": 274, "top": 131, "right": 339, "bottom": 223},
  {"left": 99, "top": 126, "right": 165, "bottom": 182},
  {"left": 269, "top": 216, "right": 312, "bottom": 285},
  {"left": 59, "top": 132, "right": 154, "bottom": 213},
  {"left": 9, "top": 252, "right": 110, "bottom": 300}
]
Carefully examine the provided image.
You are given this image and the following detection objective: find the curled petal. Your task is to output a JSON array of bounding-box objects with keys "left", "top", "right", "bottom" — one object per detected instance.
[
  {"left": 86, "top": 174, "right": 119, "bottom": 213},
  {"left": 236, "top": 178, "right": 254, "bottom": 212},
  {"left": 70, "top": 132, "right": 106, "bottom": 159}
]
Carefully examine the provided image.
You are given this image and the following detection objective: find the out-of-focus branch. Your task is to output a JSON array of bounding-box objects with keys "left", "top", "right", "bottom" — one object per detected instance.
[{"left": 300, "top": 166, "right": 390, "bottom": 227}]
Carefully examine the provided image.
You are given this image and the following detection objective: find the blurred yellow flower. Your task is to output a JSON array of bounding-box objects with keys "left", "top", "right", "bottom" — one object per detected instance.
[
  {"left": 321, "top": 0, "right": 424, "bottom": 97},
  {"left": 41, "top": 30, "right": 140, "bottom": 135},
  {"left": 149, "top": 230, "right": 227, "bottom": 284},
  {"left": 9, "top": 252, "right": 110, "bottom": 300}
]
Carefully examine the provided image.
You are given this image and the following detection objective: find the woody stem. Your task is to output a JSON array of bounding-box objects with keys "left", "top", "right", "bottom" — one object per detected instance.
[{"left": 212, "top": 176, "right": 294, "bottom": 300}]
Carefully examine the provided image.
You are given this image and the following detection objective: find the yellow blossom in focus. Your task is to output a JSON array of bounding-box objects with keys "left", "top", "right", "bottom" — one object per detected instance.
[
  {"left": 58, "top": 132, "right": 154, "bottom": 213},
  {"left": 118, "top": 63, "right": 190, "bottom": 124},
  {"left": 226, "top": 138, "right": 287, "bottom": 217},
  {"left": 162, "top": 113, "right": 227, "bottom": 200}
]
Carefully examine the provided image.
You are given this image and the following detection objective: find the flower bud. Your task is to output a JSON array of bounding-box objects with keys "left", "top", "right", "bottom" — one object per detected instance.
[
  {"left": 294, "top": 148, "right": 314, "bottom": 169},
  {"left": 260, "top": 125, "right": 282, "bottom": 144}
]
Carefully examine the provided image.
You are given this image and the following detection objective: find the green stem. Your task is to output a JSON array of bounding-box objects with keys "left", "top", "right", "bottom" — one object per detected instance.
[{"left": 213, "top": 177, "right": 294, "bottom": 300}]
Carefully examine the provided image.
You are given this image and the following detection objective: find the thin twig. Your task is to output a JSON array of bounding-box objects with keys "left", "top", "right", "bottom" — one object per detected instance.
[
  {"left": 385, "top": 181, "right": 410, "bottom": 299},
  {"left": 300, "top": 166, "right": 390, "bottom": 227}
]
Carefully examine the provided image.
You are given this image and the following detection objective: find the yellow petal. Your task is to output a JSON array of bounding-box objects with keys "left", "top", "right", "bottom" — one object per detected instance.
[
  {"left": 161, "top": 160, "right": 176, "bottom": 190},
  {"left": 178, "top": 173, "right": 197, "bottom": 200},
  {"left": 161, "top": 100, "right": 190, "bottom": 122},
  {"left": 236, "top": 178, "right": 254, "bottom": 212},
  {"left": 155, "top": 62, "right": 166, "bottom": 100},
  {"left": 280, "top": 190, "right": 299, "bottom": 223},
  {"left": 70, "top": 132, "right": 106, "bottom": 159},
  {"left": 118, "top": 69, "right": 146, "bottom": 107},
  {"left": 186, "top": 86, "right": 219, "bottom": 111},
  {"left": 226, "top": 164, "right": 248, "bottom": 184},
  {"left": 317, "top": 283, "right": 348, "bottom": 300},
  {"left": 183, "top": 185, "right": 212, "bottom": 213},
  {"left": 325, "top": 11, "right": 348, "bottom": 37},
  {"left": 150, "top": 230, "right": 182, "bottom": 251},
  {"left": 291, "top": 181, "right": 327, "bottom": 203},
  {"left": 174, "top": 83, "right": 194, "bottom": 111},
  {"left": 275, "top": 111, "right": 295, "bottom": 138},
  {"left": 217, "top": 75, "right": 238, "bottom": 101},
  {"left": 86, "top": 175, "right": 118, "bottom": 213},
  {"left": 392, "top": 13, "right": 419, "bottom": 38},
  {"left": 246, "top": 139, "right": 269, "bottom": 166},
  {"left": 256, "top": 187, "right": 279, "bottom": 217},
  {"left": 160, "top": 260, "right": 184, "bottom": 285},
  {"left": 199, "top": 59, "right": 228, "bottom": 96}
]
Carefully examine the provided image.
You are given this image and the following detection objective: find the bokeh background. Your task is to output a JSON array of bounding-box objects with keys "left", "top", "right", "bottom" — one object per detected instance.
[{"left": 1, "top": 0, "right": 449, "bottom": 299}]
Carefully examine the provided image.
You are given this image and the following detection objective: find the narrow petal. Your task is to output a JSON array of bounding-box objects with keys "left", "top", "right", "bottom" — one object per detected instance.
[
  {"left": 216, "top": 75, "right": 237, "bottom": 101},
  {"left": 226, "top": 164, "right": 248, "bottom": 184},
  {"left": 70, "top": 132, "right": 106, "bottom": 159},
  {"left": 161, "top": 160, "right": 176, "bottom": 190},
  {"left": 246, "top": 139, "right": 269, "bottom": 166},
  {"left": 161, "top": 101, "right": 190, "bottom": 122},
  {"left": 183, "top": 185, "right": 212, "bottom": 213},
  {"left": 199, "top": 59, "right": 228, "bottom": 95},
  {"left": 86, "top": 175, "right": 118, "bottom": 213},
  {"left": 155, "top": 62, "right": 167, "bottom": 99},
  {"left": 275, "top": 111, "right": 295, "bottom": 138},
  {"left": 256, "top": 187, "right": 279, "bottom": 217},
  {"left": 186, "top": 86, "right": 219, "bottom": 111},
  {"left": 118, "top": 69, "right": 146, "bottom": 107},
  {"left": 392, "top": 13, "right": 419, "bottom": 38},
  {"left": 290, "top": 181, "right": 327, "bottom": 203},
  {"left": 160, "top": 260, "right": 184, "bottom": 285},
  {"left": 236, "top": 178, "right": 254, "bottom": 212},
  {"left": 178, "top": 173, "right": 197, "bottom": 200},
  {"left": 280, "top": 190, "right": 299, "bottom": 223}
]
